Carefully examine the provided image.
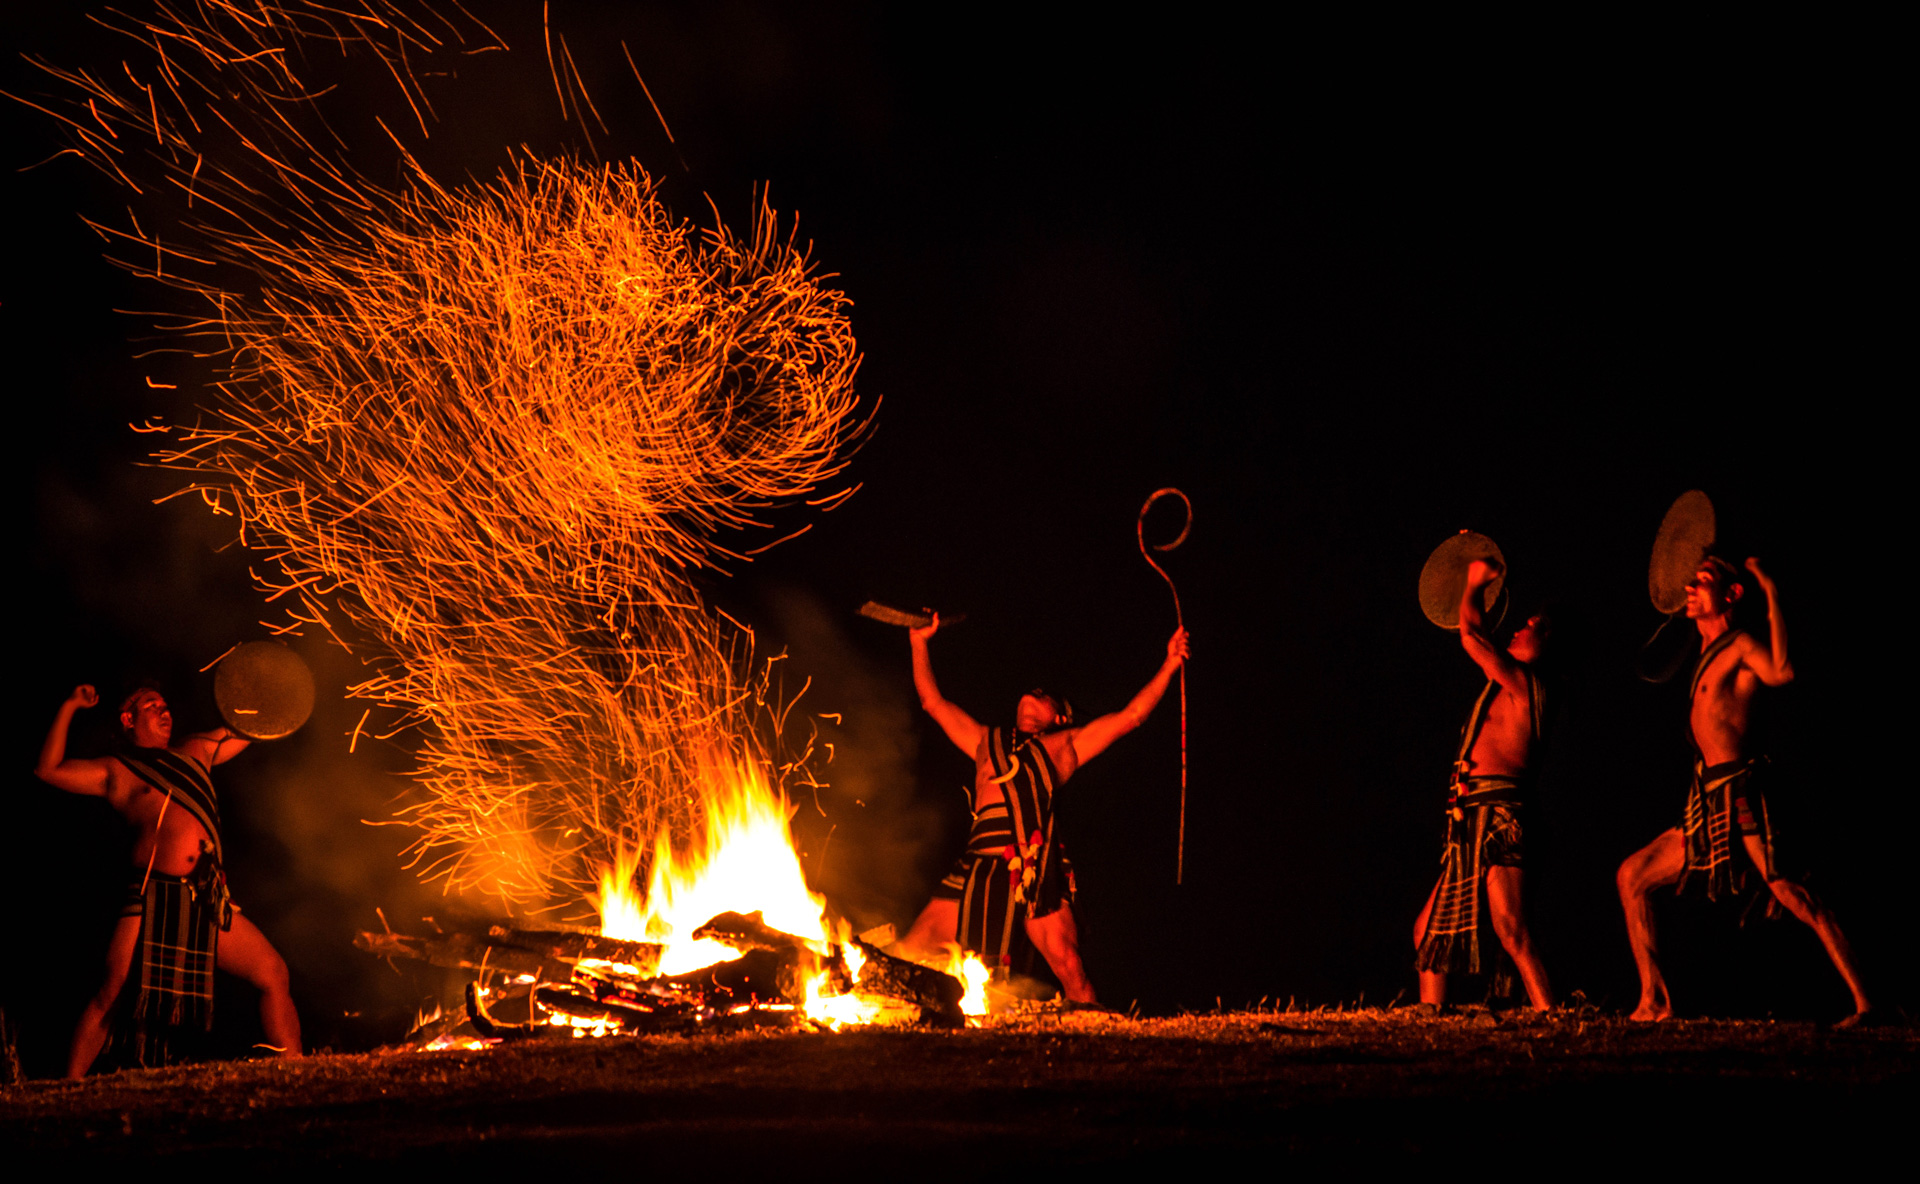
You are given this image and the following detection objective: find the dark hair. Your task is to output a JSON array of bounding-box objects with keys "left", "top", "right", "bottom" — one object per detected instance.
[
  {"left": 1700, "top": 554, "right": 1746, "bottom": 594},
  {"left": 116, "top": 680, "right": 168, "bottom": 737}
]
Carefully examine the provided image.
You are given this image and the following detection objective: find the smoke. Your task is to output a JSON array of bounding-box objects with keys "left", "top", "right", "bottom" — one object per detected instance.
[{"left": 761, "top": 587, "right": 944, "bottom": 934}]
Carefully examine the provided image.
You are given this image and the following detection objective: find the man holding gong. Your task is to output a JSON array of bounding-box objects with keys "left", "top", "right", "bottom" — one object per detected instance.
[
  {"left": 1412, "top": 535, "right": 1555, "bottom": 1011},
  {"left": 1615, "top": 539, "right": 1871, "bottom": 1025},
  {"left": 33, "top": 643, "right": 309, "bottom": 1074}
]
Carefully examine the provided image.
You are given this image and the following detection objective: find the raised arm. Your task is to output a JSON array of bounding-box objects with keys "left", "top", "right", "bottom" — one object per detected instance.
[
  {"left": 910, "top": 614, "right": 986, "bottom": 756},
  {"left": 1458, "top": 560, "right": 1528, "bottom": 697},
  {"left": 1068, "top": 628, "right": 1189, "bottom": 765},
  {"left": 1739, "top": 557, "right": 1794, "bottom": 686},
  {"left": 34, "top": 685, "right": 112, "bottom": 797}
]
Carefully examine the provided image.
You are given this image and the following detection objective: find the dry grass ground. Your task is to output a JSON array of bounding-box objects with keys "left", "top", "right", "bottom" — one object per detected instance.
[{"left": 4, "top": 1008, "right": 1914, "bottom": 1168}]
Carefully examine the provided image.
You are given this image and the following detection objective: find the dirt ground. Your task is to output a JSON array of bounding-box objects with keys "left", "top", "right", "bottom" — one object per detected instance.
[{"left": 4, "top": 1007, "right": 1914, "bottom": 1167}]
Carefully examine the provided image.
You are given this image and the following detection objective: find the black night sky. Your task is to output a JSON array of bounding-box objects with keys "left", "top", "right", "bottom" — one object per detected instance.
[{"left": 2, "top": 5, "right": 1904, "bottom": 1070}]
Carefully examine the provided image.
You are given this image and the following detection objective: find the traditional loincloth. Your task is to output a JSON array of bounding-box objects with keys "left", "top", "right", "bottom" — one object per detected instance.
[
  {"left": 110, "top": 745, "right": 233, "bottom": 1067},
  {"left": 1416, "top": 776, "right": 1525, "bottom": 976},
  {"left": 1678, "top": 755, "right": 1779, "bottom": 902},
  {"left": 937, "top": 728, "right": 1075, "bottom": 966},
  {"left": 114, "top": 866, "right": 224, "bottom": 1067},
  {"left": 1415, "top": 670, "right": 1543, "bottom": 978}
]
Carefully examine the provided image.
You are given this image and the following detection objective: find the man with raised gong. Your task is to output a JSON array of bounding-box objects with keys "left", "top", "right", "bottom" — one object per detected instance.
[
  {"left": 1413, "top": 557, "right": 1555, "bottom": 1011},
  {"left": 894, "top": 613, "right": 1188, "bottom": 1005},
  {"left": 35, "top": 684, "right": 302, "bottom": 1075},
  {"left": 1615, "top": 557, "right": 1871, "bottom": 1024}
]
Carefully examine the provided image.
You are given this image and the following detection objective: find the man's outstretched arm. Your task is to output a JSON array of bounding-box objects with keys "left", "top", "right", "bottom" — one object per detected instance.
[
  {"left": 1069, "top": 628, "right": 1189, "bottom": 765},
  {"left": 910, "top": 614, "right": 986, "bottom": 756},
  {"left": 180, "top": 726, "right": 251, "bottom": 767},
  {"left": 1739, "top": 557, "right": 1794, "bottom": 686},
  {"left": 34, "top": 685, "right": 111, "bottom": 797},
  {"left": 1458, "top": 560, "right": 1529, "bottom": 697}
]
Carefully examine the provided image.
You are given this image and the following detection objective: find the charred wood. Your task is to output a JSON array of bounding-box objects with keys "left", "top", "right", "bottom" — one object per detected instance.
[
  {"left": 852, "top": 939, "right": 964, "bottom": 1025},
  {"left": 357, "top": 930, "right": 554, "bottom": 977},
  {"left": 465, "top": 981, "right": 559, "bottom": 1041},
  {"left": 691, "top": 911, "right": 813, "bottom": 956},
  {"left": 487, "top": 924, "right": 665, "bottom": 977}
]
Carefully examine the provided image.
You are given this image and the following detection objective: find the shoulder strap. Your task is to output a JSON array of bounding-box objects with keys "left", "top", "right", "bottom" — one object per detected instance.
[
  {"left": 1690, "top": 628, "right": 1743, "bottom": 700},
  {"left": 116, "top": 746, "right": 223, "bottom": 865},
  {"left": 1454, "top": 680, "right": 1499, "bottom": 769}
]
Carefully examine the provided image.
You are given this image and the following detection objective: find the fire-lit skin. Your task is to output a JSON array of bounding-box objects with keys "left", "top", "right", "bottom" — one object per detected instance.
[
  {"left": 35, "top": 686, "right": 303, "bottom": 1076},
  {"left": 1615, "top": 559, "right": 1871, "bottom": 1025},
  {"left": 1411, "top": 560, "right": 1554, "bottom": 1011},
  {"left": 896, "top": 617, "right": 1190, "bottom": 1004}
]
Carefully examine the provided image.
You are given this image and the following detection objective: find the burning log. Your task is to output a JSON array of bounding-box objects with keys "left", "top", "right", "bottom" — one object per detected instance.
[
  {"left": 355, "top": 920, "right": 664, "bottom": 980},
  {"left": 657, "top": 948, "right": 804, "bottom": 1008},
  {"left": 487, "top": 924, "right": 666, "bottom": 977},
  {"left": 692, "top": 911, "right": 814, "bottom": 956},
  {"left": 356, "top": 930, "right": 554, "bottom": 978},
  {"left": 465, "top": 981, "right": 555, "bottom": 1041},
  {"left": 850, "top": 939, "right": 965, "bottom": 1026}
]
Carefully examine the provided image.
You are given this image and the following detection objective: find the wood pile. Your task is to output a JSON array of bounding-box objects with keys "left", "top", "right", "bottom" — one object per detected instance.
[{"left": 355, "top": 911, "right": 966, "bottom": 1039}]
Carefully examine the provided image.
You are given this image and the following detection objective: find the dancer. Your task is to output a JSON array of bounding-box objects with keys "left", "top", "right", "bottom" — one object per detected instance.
[
  {"left": 1414, "top": 560, "right": 1555, "bottom": 1010},
  {"left": 894, "top": 615, "right": 1188, "bottom": 1003},
  {"left": 1615, "top": 557, "right": 1870, "bottom": 1024},
  {"left": 35, "top": 684, "right": 302, "bottom": 1075}
]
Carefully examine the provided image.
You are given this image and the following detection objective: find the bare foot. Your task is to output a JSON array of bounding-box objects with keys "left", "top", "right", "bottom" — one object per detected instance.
[
  {"left": 1629, "top": 1001, "right": 1672, "bottom": 1023},
  {"left": 1832, "top": 1009, "right": 1875, "bottom": 1030}
]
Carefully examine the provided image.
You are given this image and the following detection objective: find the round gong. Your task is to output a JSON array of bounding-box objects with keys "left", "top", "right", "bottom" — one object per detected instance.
[
  {"left": 1649, "top": 490, "right": 1716, "bottom": 614},
  {"left": 215, "top": 641, "right": 316, "bottom": 740},
  {"left": 1419, "top": 531, "right": 1506, "bottom": 629}
]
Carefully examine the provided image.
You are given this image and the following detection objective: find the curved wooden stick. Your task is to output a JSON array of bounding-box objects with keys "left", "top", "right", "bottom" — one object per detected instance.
[{"left": 1137, "top": 488, "right": 1191, "bottom": 884}]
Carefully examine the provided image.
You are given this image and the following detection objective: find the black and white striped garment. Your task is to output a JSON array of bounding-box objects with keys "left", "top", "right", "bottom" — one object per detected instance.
[{"left": 952, "top": 728, "right": 1074, "bottom": 966}]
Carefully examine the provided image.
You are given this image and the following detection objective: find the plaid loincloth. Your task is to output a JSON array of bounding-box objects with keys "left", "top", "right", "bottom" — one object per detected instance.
[
  {"left": 114, "top": 866, "right": 224, "bottom": 1067},
  {"left": 1416, "top": 776, "right": 1525, "bottom": 976},
  {"left": 1678, "top": 756, "right": 1778, "bottom": 902}
]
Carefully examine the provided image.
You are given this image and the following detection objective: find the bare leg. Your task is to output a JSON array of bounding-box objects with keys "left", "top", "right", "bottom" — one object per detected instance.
[
  {"left": 1413, "top": 878, "right": 1445, "bottom": 1005},
  {"left": 217, "top": 913, "right": 302, "bottom": 1057},
  {"left": 1025, "top": 905, "right": 1095, "bottom": 1003},
  {"left": 894, "top": 898, "right": 958, "bottom": 966},
  {"left": 1485, "top": 866, "right": 1553, "bottom": 1010},
  {"left": 1617, "top": 828, "right": 1686, "bottom": 1021},
  {"left": 67, "top": 914, "right": 140, "bottom": 1079},
  {"left": 1741, "top": 834, "right": 1871, "bottom": 1022}
]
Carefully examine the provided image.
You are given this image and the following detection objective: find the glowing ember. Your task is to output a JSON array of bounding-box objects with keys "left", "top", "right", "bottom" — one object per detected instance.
[{"left": 20, "top": 2, "right": 868, "bottom": 910}]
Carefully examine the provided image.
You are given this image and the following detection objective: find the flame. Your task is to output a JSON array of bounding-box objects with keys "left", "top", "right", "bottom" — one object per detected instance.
[
  {"left": 945, "top": 944, "right": 992, "bottom": 1019},
  {"left": 597, "top": 755, "right": 828, "bottom": 975}
]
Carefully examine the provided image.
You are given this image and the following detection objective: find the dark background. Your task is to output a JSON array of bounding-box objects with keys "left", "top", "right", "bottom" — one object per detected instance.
[{"left": 2, "top": 4, "right": 1903, "bottom": 1073}]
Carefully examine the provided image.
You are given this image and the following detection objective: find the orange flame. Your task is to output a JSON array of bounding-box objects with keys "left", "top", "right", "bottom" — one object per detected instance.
[{"left": 597, "top": 755, "right": 828, "bottom": 976}]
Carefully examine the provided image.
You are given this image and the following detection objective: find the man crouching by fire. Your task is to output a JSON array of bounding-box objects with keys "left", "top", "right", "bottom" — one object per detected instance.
[
  {"left": 892, "top": 615, "right": 1189, "bottom": 1005},
  {"left": 35, "top": 683, "right": 301, "bottom": 1075}
]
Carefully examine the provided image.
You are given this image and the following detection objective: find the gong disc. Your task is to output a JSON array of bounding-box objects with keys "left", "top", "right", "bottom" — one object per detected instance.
[
  {"left": 1419, "top": 531, "right": 1506, "bottom": 629},
  {"left": 214, "top": 641, "right": 316, "bottom": 740},
  {"left": 1649, "top": 490, "right": 1716, "bottom": 614}
]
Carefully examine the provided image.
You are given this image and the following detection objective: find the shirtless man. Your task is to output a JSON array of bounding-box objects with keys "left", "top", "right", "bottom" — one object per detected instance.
[
  {"left": 1412, "top": 560, "right": 1554, "bottom": 1010},
  {"left": 894, "top": 615, "right": 1189, "bottom": 1004},
  {"left": 1615, "top": 557, "right": 1870, "bottom": 1024},
  {"left": 36, "top": 684, "right": 302, "bottom": 1076}
]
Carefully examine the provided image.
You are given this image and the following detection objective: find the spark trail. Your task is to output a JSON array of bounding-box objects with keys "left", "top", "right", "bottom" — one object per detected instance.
[{"left": 17, "top": 2, "right": 869, "bottom": 907}]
